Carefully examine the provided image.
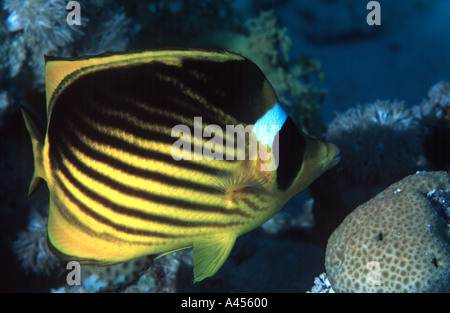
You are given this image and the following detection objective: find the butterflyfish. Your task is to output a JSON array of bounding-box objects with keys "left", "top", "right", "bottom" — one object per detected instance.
[{"left": 22, "top": 49, "right": 340, "bottom": 282}]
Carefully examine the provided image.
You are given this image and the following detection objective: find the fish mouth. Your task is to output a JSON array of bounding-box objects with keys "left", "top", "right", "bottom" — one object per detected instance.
[{"left": 327, "top": 143, "right": 341, "bottom": 168}]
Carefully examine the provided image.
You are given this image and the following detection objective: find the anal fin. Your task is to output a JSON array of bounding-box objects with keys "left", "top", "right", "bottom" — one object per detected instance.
[
  {"left": 155, "top": 246, "right": 191, "bottom": 260},
  {"left": 193, "top": 233, "right": 236, "bottom": 283}
]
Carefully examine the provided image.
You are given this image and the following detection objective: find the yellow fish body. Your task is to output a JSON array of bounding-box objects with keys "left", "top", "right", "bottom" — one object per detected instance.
[{"left": 22, "top": 49, "right": 339, "bottom": 282}]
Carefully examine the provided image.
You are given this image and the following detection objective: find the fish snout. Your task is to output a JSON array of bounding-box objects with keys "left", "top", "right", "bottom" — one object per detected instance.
[{"left": 326, "top": 143, "right": 341, "bottom": 169}]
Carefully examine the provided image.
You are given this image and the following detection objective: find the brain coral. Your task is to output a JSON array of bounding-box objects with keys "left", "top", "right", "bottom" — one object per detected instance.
[{"left": 325, "top": 171, "right": 450, "bottom": 292}]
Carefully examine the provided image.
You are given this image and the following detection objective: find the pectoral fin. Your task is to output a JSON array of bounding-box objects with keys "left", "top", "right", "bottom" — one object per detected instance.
[{"left": 193, "top": 233, "right": 236, "bottom": 283}]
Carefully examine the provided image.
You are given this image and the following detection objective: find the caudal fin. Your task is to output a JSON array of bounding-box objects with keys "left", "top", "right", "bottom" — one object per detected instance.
[{"left": 21, "top": 107, "right": 45, "bottom": 195}]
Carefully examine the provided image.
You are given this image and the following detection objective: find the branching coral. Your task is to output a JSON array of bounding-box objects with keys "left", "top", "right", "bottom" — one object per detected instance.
[
  {"left": 52, "top": 256, "right": 153, "bottom": 293},
  {"left": 123, "top": 250, "right": 193, "bottom": 293},
  {"left": 3, "top": 0, "right": 85, "bottom": 86},
  {"left": 308, "top": 272, "right": 335, "bottom": 293},
  {"left": 325, "top": 171, "right": 450, "bottom": 293},
  {"left": 12, "top": 208, "right": 61, "bottom": 276},
  {"left": 3, "top": 0, "right": 84, "bottom": 48},
  {"left": 413, "top": 81, "right": 450, "bottom": 131},
  {"left": 51, "top": 250, "right": 192, "bottom": 293},
  {"left": 75, "top": 7, "right": 132, "bottom": 57},
  {"left": 2, "top": 0, "right": 131, "bottom": 90}
]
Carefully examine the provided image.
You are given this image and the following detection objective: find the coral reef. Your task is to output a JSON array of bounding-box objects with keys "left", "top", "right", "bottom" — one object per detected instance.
[
  {"left": 1, "top": 2, "right": 325, "bottom": 136},
  {"left": 325, "top": 100, "right": 422, "bottom": 185},
  {"left": 414, "top": 81, "right": 450, "bottom": 124},
  {"left": 414, "top": 81, "right": 450, "bottom": 171},
  {"left": 428, "top": 190, "right": 450, "bottom": 227},
  {"left": 52, "top": 256, "right": 154, "bottom": 293},
  {"left": 10, "top": 187, "right": 156, "bottom": 293},
  {"left": 52, "top": 250, "right": 193, "bottom": 293},
  {"left": 3, "top": 0, "right": 85, "bottom": 87},
  {"left": 12, "top": 208, "right": 61, "bottom": 276},
  {"left": 325, "top": 171, "right": 450, "bottom": 293},
  {"left": 123, "top": 250, "right": 193, "bottom": 293},
  {"left": 75, "top": 7, "right": 132, "bottom": 57},
  {"left": 310, "top": 99, "right": 426, "bottom": 246},
  {"left": 308, "top": 272, "right": 334, "bottom": 293},
  {"left": 310, "top": 81, "right": 450, "bottom": 247},
  {"left": 1, "top": 0, "right": 132, "bottom": 93}
]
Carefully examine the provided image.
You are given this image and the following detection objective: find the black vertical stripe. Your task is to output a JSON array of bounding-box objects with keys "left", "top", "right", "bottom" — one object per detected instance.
[{"left": 275, "top": 117, "right": 307, "bottom": 191}]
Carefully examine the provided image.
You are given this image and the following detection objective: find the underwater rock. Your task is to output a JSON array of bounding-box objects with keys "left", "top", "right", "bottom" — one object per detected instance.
[
  {"left": 325, "top": 171, "right": 450, "bottom": 292},
  {"left": 415, "top": 81, "right": 450, "bottom": 171}
]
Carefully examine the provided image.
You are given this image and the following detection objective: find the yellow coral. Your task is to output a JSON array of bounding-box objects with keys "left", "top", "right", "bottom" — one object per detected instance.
[{"left": 325, "top": 171, "right": 450, "bottom": 292}]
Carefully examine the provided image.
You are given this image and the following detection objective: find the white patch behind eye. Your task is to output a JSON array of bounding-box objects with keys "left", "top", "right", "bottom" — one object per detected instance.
[{"left": 252, "top": 103, "right": 287, "bottom": 147}]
